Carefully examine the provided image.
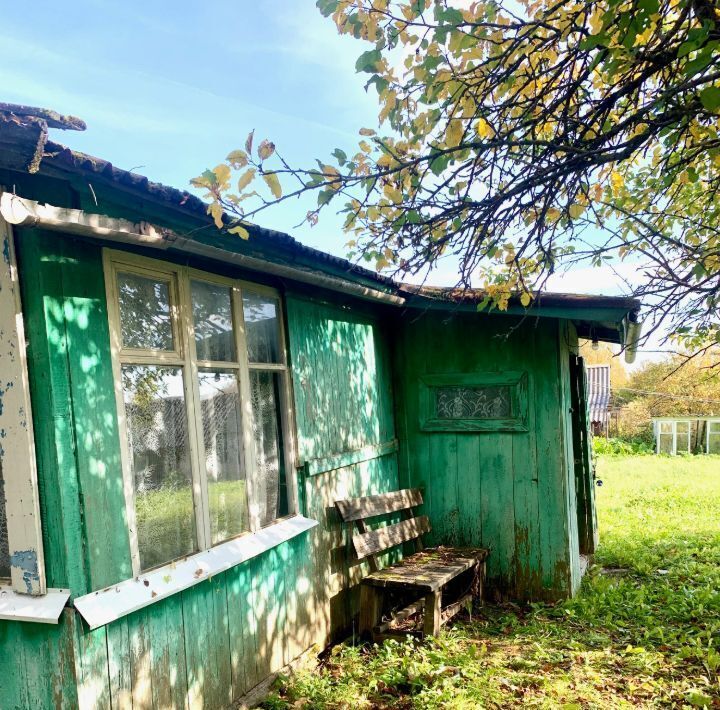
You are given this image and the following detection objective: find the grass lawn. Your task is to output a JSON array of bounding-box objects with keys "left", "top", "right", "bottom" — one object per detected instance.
[{"left": 264, "top": 455, "right": 720, "bottom": 708}]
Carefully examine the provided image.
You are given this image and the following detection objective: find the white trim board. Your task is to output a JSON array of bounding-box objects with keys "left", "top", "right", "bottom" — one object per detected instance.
[
  {"left": 73, "top": 515, "right": 318, "bottom": 630},
  {"left": 0, "top": 586, "right": 70, "bottom": 624}
]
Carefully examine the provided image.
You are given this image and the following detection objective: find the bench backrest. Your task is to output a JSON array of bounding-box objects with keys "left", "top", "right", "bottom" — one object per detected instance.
[{"left": 335, "top": 488, "right": 429, "bottom": 570}]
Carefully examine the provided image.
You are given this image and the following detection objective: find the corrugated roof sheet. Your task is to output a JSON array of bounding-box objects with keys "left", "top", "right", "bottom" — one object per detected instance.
[{"left": 587, "top": 365, "right": 611, "bottom": 424}]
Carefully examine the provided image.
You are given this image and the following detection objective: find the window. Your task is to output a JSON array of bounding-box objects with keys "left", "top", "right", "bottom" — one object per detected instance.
[
  {"left": 105, "top": 252, "right": 294, "bottom": 574},
  {"left": 707, "top": 421, "right": 720, "bottom": 454},
  {"left": 418, "top": 372, "right": 529, "bottom": 432},
  {"left": 657, "top": 421, "right": 674, "bottom": 454}
]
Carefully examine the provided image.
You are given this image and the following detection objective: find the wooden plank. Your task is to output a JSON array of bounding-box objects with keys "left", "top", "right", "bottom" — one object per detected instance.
[
  {"left": 15, "top": 229, "right": 88, "bottom": 595},
  {"left": 362, "top": 547, "right": 488, "bottom": 592},
  {"left": 62, "top": 240, "right": 133, "bottom": 590},
  {"left": 304, "top": 439, "right": 398, "bottom": 477},
  {"left": 182, "top": 573, "right": 233, "bottom": 709},
  {"left": 353, "top": 516, "right": 430, "bottom": 559},
  {"left": 0, "top": 610, "right": 79, "bottom": 709},
  {"left": 423, "top": 591, "right": 441, "bottom": 637},
  {"left": 72, "top": 612, "right": 112, "bottom": 709},
  {"left": 336, "top": 488, "right": 423, "bottom": 522},
  {"left": 0, "top": 213, "right": 46, "bottom": 594}
]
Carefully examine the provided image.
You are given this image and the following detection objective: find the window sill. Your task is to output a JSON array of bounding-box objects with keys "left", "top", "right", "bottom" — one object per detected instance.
[
  {"left": 73, "top": 515, "right": 318, "bottom": 630},
  {"left": 0, "top": 585, "right": 71, "bottom": 624}
]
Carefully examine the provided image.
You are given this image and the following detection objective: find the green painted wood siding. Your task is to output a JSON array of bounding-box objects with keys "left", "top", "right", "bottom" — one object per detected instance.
[
  {"left": 393, "top": 311, "right": 580, "bottom": 600},
  {"left": 16, "top": 229, "right": 132, "bottom": 594},
  {"left": 1, "top": 245, "right": 400, "bottom": 708},
  {"left": 286, "top": 294, "right": 400, "bottom": 643}
]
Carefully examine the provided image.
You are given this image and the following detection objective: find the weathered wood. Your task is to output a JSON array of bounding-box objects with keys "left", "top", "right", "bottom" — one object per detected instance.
[
  {"left": 0, "top": 212, "right": 46, "bottom": 594},
  {"left": 362, "top": 547, "right": 488, "bottom": 592},
  {"left": 359, "top": 584, "right": 382, "bottom": 640},
  {"left": 0, "top": 102, "right": 86, "bottom": 131},
  {"left": 373, "top": 598, "right": 425, "bottom": 635},
  {"left": 423, "top": 591, "right": 442, "bottom": 637},
  {"left": 353, "top": 516, "right": 431, "bottom": 560},
  {"left": 305, "top": 439, "right": 399, "bottom": 477},
  {"left": 440, "top": 593, "right": 473, "bottom": 625},
  {"left": 336, "top": 487, "right": 423, "bottom": 522}
]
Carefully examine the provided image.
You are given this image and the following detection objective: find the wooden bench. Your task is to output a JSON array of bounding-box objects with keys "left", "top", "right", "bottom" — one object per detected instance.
[{"left": 335, "top": 488, "right": 489, "bottom": 640}]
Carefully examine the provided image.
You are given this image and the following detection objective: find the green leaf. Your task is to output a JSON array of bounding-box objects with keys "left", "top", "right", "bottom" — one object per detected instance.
[
  {"left": 316, "top": 0, "right": 338, "bottom": 17},
  {"left": 699, "top": 86, "right": 720, "bottom": 111},
  {"left": 332, "top": 148, "right": 348, "bottom": 166},
  {"left": 355, "top": 49, "right": 382, "bottom": 73},
  {"left": 317, "top": 189, "right": 334, "bottom": 206}
]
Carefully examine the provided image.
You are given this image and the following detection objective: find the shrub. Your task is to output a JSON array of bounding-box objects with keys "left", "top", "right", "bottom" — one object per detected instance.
[{"left": 592, "top": 437, "right": 654, "bottom": 456}]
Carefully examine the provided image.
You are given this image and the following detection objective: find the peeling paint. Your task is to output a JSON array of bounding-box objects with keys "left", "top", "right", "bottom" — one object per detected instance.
[
  {"left": 1, "top": 235, "right": 9, "bottom": 267},
  {"left": 10, "top": 548, "right": 40, "bottom": 593}
]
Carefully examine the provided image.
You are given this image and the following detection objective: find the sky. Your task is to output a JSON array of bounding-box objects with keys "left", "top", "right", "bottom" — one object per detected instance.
[{"left": 0, "top": 0, "right": 665, "bottom": 368}]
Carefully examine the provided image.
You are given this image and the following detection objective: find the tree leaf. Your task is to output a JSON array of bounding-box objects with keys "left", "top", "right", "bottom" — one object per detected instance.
[
  {"left": 245, "top": 130, "right": 255, "bottom": 155},
  {"left": 228, "top": 224, "right": 250, "bottom": 239},
  {"left": 258, "top": 139, "right": 276, "bottom": 161},
  {"left": 237, "top": 168, "right": 256, "bottom": 191},
  {"left": 263, "top": 172, "right": 283, "bottom": 199},
  {"left": 226, "top": 150, "right": 248, "bottom": 168},
  {"left": 355, "top": 49, "right": 382, "bottom": 73},
  {"left": 700, "top": 86, "right": 720, "bottom": 112}
]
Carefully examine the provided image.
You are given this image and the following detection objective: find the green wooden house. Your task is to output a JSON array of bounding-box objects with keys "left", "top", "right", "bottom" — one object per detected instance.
[{"left": 0, "top": 105, "right": 641, "bottom": 708}]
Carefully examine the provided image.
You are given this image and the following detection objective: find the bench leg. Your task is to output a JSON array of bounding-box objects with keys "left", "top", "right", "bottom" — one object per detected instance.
[
  {"left": 359, "top": 585, "right": 382, "bottom": 641},
  {"left": 423, "top": 591, "right": 442, "bottom": 637}
]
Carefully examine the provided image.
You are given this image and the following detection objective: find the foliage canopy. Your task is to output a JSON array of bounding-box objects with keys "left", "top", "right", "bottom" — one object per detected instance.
[{"left": 194, "top": 0, "right": 720, "bottom": 350}]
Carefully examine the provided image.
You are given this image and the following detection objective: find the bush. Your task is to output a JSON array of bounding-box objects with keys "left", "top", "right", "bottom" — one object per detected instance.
[{"left": 592, "top": 437, "right": 654, "bottom": 456}]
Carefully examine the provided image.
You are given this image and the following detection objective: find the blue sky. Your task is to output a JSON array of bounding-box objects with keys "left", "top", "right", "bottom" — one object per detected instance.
[
  {"left": 0, "top": 2, "right": 665, "bottom": 365},
  {"left": 0, "top": 1, "right": 378, "bottom": 253}
]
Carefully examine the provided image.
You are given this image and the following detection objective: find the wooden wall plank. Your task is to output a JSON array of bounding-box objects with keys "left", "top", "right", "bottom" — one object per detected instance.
[
  {"left": 182, "top": 574, "right": 232, "bottom": 709},
  {"left": 393, "top": 311, "right": 575, "bottom": 601}
]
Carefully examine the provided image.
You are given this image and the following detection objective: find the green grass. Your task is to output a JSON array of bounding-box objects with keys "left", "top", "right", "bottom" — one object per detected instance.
[{"left": 264, "top": 455, "right": 720, "bottom": 708}]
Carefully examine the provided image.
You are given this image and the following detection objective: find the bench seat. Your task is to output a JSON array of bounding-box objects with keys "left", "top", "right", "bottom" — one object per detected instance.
[
  {"left": 362, "top": 546, "right": 488, "bottom": 593},
  {"left": 335, "top": 488, "right": 489, "bottom": 640}
]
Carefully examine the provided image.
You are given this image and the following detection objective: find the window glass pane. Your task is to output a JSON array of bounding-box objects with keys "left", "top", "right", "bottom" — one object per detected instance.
[
  {"left": 710, "top": 422, "right": 720, "bottom": 433},
  {"left": 0, "top": 463, "right": 9, "bottom": 579},
  {"left": 660, "top": 422, "right": 672, "bottom": 433},
  {"left": 191, "top": 280, "right": 236, "bottom": 362},
  {"left": 249, "top": 371, "right": 288, "bottom": 527},
  {"left": 198, "top": 369, "right": 249, "bottom": 544},
  {"left": 709, "top": 434, "right": 720, "bottom": 454},
  {"left": 658, "top": 433, "right": 674, "bottom": 454},
  {"left": 676, "top": 421, "right": 689, "bottom": 434},
  {"left": 117, "top": 272, "right": 174, "bottom": 351},
  {"left": 122, "top": 365, "right": 197, "bottom": 570},
  {"left": 434, "top": 385, "right": 512, "bottom": 419},
  {"left": 243, "top": 292, "right": 281, "bottom": 363}
]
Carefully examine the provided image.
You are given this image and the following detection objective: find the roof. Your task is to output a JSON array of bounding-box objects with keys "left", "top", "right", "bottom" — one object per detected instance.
[
  {"left": 0, "top": 102, "right": 641, "bottom": 340},
  {"left": 586, "top": 365, "right": 610, "bottom": 424}
]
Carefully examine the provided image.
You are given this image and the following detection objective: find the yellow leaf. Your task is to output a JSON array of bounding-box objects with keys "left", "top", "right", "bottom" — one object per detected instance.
[
  {"left": 588, "top": 8, "right": 604, "bottom": 35},
  {"left": 257, "top": 139, "right": 275, "bottom": 161},
  {"left": 445, "top": 119, "right": 464, "bottom": 147},
  {"left": 610, "top": 171, "right": 624, "bottom": 191},
  {"left": 208, "top": 202, "right": 224, "bottom": 229},
  {"left": 323, "top": 165, "right": 342, "bottom": 190},
  {"left": 263, "top": 172, "right": 282, "bottom": 199},
  {"left": 226, "top": 150, "right": 248, "bottom": 168},
  {"left": 475, "top": 118, "right": 494, "bottom": 139},
  {"left": 568, "top": 203, "right": 585, "bottom": 219},
  {"left": 520, "top": 292, "right": 531, "bottom": 307},
  {"left": 237, "top": 168, "right": 256, "bottom": 191},
  {"left": 213, "top": 164, "right": 231, "bottom": 185},
  {"left": 228, "top": 224, "right": 250, "bottom": 239}
]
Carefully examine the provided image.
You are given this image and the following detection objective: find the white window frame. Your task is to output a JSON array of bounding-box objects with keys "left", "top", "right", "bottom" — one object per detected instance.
[
  {"left": 0, "top": 213, "right": 46, "bottom": 595},
  {"left": 103, "top": 249, "right": 299, "bottom": 576},
  {"left": 0, "top": 209, "right": 71, "bottom": 623},
  {"left": 706, "top": 419, "right": 720, "bottom": 454}
]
